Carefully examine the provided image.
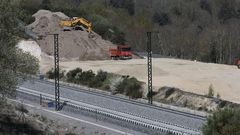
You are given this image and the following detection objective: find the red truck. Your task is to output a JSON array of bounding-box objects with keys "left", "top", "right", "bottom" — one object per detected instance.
[
  {"left": 236, "top": 59, "right": 240, "bottom": 69},
  {"left": 109, "top": 45, "right": 132, "bottom": 60}
]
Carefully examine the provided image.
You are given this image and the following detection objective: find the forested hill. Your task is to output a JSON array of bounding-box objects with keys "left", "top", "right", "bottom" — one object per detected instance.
[{"left": 20, "top": 0, "right": 240, "bottom": 64}]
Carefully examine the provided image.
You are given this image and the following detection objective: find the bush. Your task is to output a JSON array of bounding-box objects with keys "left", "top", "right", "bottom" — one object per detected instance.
[
  {"left": 116, "top": 77, "right": 142, "bottom": 99},
  {"left": 96, "top": 70, "right": 108, "bottom": 82},
  {"left": 66, "top": 68, "right": 82, "bottom": 83},
  {"left": 208, "top": 84, "right": 214, "bottom": 97},
  {"left": 116, "top": 78, "right": 127, "bottom": 94},
  {"left": 76, "top": 70, "right": 95, "bottom": 85},
  {"left": 203, "top": 108, "right": 240, "bottom": 135},
  {"left": 66, "top": 68, "right": 110, "bottom": 88},
  {"left": 46, "top": 68, "right": 65, "bottom": 79}
]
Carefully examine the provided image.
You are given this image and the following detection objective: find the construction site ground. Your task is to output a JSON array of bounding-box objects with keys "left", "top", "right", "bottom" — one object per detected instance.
[{"left": 54, "top": 58, "right": 240, "bottom": 104}]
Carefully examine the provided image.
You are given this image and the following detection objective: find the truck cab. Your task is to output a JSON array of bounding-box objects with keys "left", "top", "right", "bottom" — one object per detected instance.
[
  {"left": 236, "top": 59, "right": 240, "bottom": 69},
  {"left": 109, "top": 45, "right": 132, "bottom": 60}
]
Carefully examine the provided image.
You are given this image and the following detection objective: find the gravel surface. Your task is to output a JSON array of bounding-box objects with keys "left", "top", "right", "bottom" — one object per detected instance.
[
  {"left": 14, "top": 94, "right": 143, "bottom": 135},
  {"left": 20, "top": 79, "right": 206, "bottom": 131}
]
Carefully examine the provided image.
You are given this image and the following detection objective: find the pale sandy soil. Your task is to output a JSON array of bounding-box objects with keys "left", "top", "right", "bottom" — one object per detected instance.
[
  {"left": 52, "top": 58, "right": 240, "bottom": 104},
  {"left": 16, "top": 40, "right": 240, "bottom": 104}
]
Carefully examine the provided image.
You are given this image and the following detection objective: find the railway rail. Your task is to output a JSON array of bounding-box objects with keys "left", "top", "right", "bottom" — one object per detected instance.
[{"left": 17, "top": 79, "right": 206, "bottom": 134}]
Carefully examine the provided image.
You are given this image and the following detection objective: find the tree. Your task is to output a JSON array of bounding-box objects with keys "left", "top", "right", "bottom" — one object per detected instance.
[
  {"left": 210, "top": 44, "right": 217, "bottom": 63},
  {"left": 200, "top": 0, "right": 212, "bottom": 14},
  {"left": 110, "top": 0, "right": 125, "bottom": 8},
  {"left": 208, "top": 84, "right": 214, "bottom": 97},
  {"left": 125, "top": 0, "right": 135, "bottom": 16},
  {"left": 41, "top": 0, "right": 51, "bottom": 10},
  {"left": 152, "top": 12, "right": 170, "bottom": 26},
  {"left": 218, "top": 0, "right": 236, "bottom": 21},
  {"left": 203, "top": 108, "right": 240, "bottom": 135},
  {"left": 0, "top": 0, "right": 39, "bottom": 98}
]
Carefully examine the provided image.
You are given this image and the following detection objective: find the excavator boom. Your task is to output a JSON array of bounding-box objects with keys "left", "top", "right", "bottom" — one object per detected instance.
[{"left": 60, "top": 17, "right": 93, "bottom": 33}]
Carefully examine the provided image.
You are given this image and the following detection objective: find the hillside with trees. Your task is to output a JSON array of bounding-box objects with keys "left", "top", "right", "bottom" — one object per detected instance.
[
  {"left": 2, "top": 0, "right": 240, "bottom": 134},
  {"left": 18, "top": 0, "right": 240, "bottom": 65}
]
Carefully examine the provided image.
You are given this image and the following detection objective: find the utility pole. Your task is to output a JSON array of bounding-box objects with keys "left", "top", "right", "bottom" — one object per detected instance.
[
  {"left": 147, "top": 32, "right": 153, "bottom": 104},
  {"left": 147, "top": 31, "right": 159, "bottom": 104},
  {"left": 53, "top": 34, "right": 60, "bottom": 111},
  {"left": 47, "top": 33, "right": 60, "bottom": 111}
]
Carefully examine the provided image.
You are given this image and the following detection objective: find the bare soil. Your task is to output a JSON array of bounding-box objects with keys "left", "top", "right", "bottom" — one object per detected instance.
[{"left": 50, "top": 58, "right": 240, "bottom": 104}]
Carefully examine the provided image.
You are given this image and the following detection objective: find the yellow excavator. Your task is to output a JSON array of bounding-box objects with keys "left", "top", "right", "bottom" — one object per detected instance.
[{"left": 60, "top": 17, "right": 94, "bottom": 38}]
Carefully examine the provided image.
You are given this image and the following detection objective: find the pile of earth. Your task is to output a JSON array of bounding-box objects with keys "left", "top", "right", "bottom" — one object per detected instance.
[
  {"left": 27, "top": 10, "right": 115, "bottom": 61},
  {"left": 153, "top": 87, "right": 240, "bottom": 112}
]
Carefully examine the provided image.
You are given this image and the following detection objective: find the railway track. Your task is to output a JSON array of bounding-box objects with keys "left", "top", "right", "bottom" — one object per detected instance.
[{"left": 17, "top": 79, "right": 206, "bottom": 135}]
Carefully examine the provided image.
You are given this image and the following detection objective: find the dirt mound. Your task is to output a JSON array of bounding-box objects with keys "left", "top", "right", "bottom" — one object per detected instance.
[
  {"left": 27, "top": 10, "right": 115, "bottom": 60},
  {"left": 153, "top": 87, "right": 240, "bottom": 112}
]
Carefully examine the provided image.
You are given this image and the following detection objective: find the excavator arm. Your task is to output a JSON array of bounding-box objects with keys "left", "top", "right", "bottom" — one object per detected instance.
[
  {"left": 72, "top": 18, "right": 93, "bottom": 33},
  {"left": 60, "top": 17, "right": 93, "bottom": 33}
]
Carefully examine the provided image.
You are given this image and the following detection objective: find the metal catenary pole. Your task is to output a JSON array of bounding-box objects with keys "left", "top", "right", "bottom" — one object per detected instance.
[
  {"left": 53, "top": 34, "right": 60, "bottom": 111},
  {"left": 147, "top": 32, "right": 153, "bottom": 104}
]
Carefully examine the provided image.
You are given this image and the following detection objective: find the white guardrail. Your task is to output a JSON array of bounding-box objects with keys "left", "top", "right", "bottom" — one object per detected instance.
[{"left": 17, "top": 87, "right": 202, "bottom": 135}]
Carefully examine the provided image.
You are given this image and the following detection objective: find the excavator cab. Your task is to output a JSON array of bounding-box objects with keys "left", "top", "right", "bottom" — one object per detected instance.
[{"left": 60, "top": 17, "right": 94, "bottom": 38}]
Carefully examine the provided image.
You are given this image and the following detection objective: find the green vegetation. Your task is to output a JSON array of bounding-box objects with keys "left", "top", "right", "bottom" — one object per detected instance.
[
  {"left": 116, "top": 76, "right": 143, "bottom": 99},
  {"left": 47, "top": 68, "right": 143, "bottom": 99},
  {"left": 0, "top": 1, "right": 50, "bottom": 134},
  {"left": 46, "top": 68, "right": 65, "bottom": 79},
  {"left": 65, "top": 68, "right": 111, "bottom": 90},
  {"left": 208, "top": 84, "right": 215, "bottom": 98},
  {"left": 0, "top": 0, "right": 39, "bottom": 99},
  {"left": 203, "top": 108, "right": 240, "bottom": 135}
]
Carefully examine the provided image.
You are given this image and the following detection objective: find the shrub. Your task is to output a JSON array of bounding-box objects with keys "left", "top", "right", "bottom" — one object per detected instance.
[
  {"left": 202, "top": 108, "right": 240, "bottom": 135},
  {"left": 66, "top": 68, "right": 111, "bottom": 88},
  {"left": 76, "top": 70, "right": 95, "bottom": 85},
  {"left": 208, "top": 84, "right": 214, "bottom": 97},
  {"left": 96, "top": 70, "right": 108, "bottom": 82},
  {"left": 116, "top": 77, "right": 127, "bottom": 94},
  {"left": 102, "top": 85, "right": 110, "bottom": 91},
  {"left": 165, "top": 88, "right": 175, "bottom": 98},
  {"left": 66, "top": 68, "right": 82, "bottom": 83},
  {"left": 46, "top": 68, "right": 65, "bottom": 79},
  {"left": 116, "top": 77, "right": 142, "bottom": 99}
]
